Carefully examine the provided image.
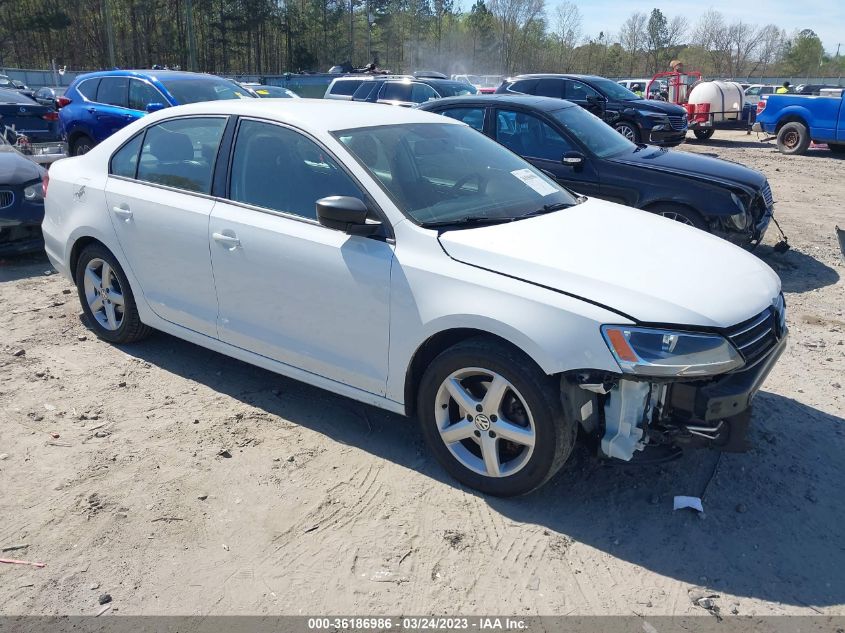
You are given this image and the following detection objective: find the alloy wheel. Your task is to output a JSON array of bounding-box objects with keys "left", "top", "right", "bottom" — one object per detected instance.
[
  {"left": 616, "top": 125, "right": 636, "bottom": 141},
  {"left": 659, "top": 211, "right": 695, "bottom": 226},
  {"left": 83, "top": 258, "right": 125, "bottom": 331},
  {"left": 434, "top": 368, "right": 536, "bottom": 478}
]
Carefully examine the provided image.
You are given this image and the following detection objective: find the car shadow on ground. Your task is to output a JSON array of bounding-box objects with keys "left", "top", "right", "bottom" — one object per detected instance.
[
  {"left": 755, "top": 243, "right": 840, "bottom": 293},
  {"left": 0, "top": 251, "right": 53, "bottom": 283},
  {"left": 685, "top": 137, "right": 769, "bottom": 150},
  {"left": 120, "top": 328, "right": 844, "bottom": 610}
]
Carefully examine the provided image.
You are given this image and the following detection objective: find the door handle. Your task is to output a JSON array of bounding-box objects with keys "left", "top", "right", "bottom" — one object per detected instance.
[
  {"left": 112, "top": 205, "right": 133, "bottom": 221},
  {"left": 212, "top": 232, "right": 241, "bottom": 250}
]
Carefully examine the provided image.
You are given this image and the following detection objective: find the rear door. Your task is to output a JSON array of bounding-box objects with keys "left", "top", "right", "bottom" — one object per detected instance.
[
  {"left": 493, "top": 107, "right": 602, "bottom": 197},
  {"left": 104, "top": 115, "right": 228, "bottom": 337},
  {"left": 92, "top": 77, "right": 137, "bottom": 141}
]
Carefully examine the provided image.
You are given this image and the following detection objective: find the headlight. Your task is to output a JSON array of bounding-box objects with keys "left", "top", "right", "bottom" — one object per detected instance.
[
  {"left": 601, "top": 325, "right": 745, "bottom": 377},
  {"left": 729, "top": 193, "right": 749, "bottom": 229},
  {"left": 24, "top": 182, "right": 44, "bottom": 202}
]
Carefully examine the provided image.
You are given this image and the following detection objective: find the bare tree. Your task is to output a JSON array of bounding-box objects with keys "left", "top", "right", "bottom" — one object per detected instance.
[
  {"left": 619, "top": 11, "right": 647, "bottom": 75},
  {"left": 755, "top": 24, "right": 787, "bottom": 76},
  {"left": 727, "top": 21, "right": 763, "bottom": 77},
  {"left": 553, "top": 1, "right": 580, "bottom": 70},
  {"left": 693, "top": 9, "right": 731, "bottom": 74},
  {"left": 488, "top": 0, "right": 544, "bottom": 73}
]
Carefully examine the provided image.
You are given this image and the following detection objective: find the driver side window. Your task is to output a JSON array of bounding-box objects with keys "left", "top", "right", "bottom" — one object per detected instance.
[{"left": 229, "top": 120, "right": 363, "bottom": 219}]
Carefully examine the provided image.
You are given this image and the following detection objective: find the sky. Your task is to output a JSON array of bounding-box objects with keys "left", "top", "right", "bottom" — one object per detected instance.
[{"left": 559, "top": 0, "right": 844, "bottom": 53}]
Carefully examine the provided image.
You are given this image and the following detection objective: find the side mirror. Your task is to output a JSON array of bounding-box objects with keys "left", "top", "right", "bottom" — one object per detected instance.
[
  {"left": 316, "top": 196, "right": 381, "bottom": 236},
  {"left": 586, "top": 95, "right": 606, "bottom": 104},
  {"left": 145, "top": 102, "right": 166, "bottom": 113},
  {"left": 562, "top": 151, "right": 585, "bottom": 170}
]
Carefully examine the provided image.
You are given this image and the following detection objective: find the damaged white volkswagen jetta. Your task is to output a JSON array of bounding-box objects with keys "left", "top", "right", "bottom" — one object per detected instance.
[{"left": 42, "top": 100, "right": 787, "bottom": 496}]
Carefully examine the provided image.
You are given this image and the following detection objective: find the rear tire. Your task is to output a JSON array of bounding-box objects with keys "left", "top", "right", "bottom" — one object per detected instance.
[
  {"left": 71, "top": 134, "right": 94, "bottom": 156},
  {"left": 776, "top": 122, "right": 810, "bottom": 155},
  {"left": 75, "top": 243, "right": 151, "bottom": 344},
  {"left": 693, "top": 129, "right": 715, "bottom": 141},
  {"left": 417, "top": 338, "right": 576, "bottom": 496}
]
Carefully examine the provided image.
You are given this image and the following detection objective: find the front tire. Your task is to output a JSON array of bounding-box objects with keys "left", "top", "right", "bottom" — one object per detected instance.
[
  {"left": 417, "top": 338, "right": 576, "bottom": 496},
  {"left": 776, "top": 122, "right": 810, "bottom": 155},
  {"left": 614, "top": 121, "right": 641, "bottom": 143},
  {"left": 648, "top": 203, "right": 708, "bottom": 231},
  {"left": 75, "top": 244, "right": 151, "bottom": 344}
]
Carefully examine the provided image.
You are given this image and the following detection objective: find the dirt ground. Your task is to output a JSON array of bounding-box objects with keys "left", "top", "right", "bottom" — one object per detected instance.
[{"left": 1, "top": 130, "right": 843, "bottom": 617}]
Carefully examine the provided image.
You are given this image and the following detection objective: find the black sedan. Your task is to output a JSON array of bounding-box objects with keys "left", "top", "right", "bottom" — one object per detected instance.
[
  {"left": 418, "top": 95, "right": 774, "bottom": 245},
  {"left": 0, "top": 136, "right": 47, "bottom": 255},
  {"left": 496, "top": 74, "right": 688, "bottom": 146}
]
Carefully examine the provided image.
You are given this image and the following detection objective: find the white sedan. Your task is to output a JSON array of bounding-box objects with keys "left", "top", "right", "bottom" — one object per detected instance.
[{"left": 42, "top": 99, "right": 787, "bottom": 496}]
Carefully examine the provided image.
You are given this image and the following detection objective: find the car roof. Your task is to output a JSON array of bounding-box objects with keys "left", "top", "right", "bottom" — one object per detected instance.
[
  {"left": 73, "top": 70, "right": 233, "bottom": 83},
  {"left": 142, "top": 98, "right": 460, "bottom": 132},
  {"left": 420, "top": 94, "right": 577, "bottom": 112},
  {"left": 510, "top": 74, "right": 608, "bottom": 82}
]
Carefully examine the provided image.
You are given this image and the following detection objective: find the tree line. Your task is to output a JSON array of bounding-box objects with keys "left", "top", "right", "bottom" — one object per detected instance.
[{"left": 0, "top": 0, "right": 841, "bottom": 79}]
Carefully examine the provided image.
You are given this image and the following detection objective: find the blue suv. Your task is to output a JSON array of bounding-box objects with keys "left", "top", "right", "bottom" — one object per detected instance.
[{"left": 58, "top": 70, "right": 255, "bottom": 155}]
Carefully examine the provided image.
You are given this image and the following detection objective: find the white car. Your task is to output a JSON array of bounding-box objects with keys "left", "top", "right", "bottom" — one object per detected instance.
[{"left": 42, "top": 100, "right": 787, "bottom": 496}]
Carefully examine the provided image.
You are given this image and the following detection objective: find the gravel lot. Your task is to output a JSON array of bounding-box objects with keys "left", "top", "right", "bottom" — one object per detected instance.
[{"left": 1, "top": 130, "right": 843, "bottom": 617}]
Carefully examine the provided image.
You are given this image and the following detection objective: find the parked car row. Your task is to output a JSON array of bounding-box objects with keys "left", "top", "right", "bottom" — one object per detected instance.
[{"left": 41, "top": 99, "right": 788, "bottom": 496}]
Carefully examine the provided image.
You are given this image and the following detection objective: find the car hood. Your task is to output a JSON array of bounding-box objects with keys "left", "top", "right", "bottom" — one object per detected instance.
[
  {"left": 623, "top": 99, "right": 687, "bottom": 116},
  {"left": 608, "top": 145, "right": 767, "bottom": 191},
  {"left": 438, "top": 198, "right": 781, "bottom": 328},
  {"left": 0, "top": 147, "right": 44, "bottom": 184}
]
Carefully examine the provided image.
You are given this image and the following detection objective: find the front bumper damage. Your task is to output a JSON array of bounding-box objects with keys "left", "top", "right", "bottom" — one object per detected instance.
[{"left": 565, "top": 325, "right": 787, "bottom": 461}]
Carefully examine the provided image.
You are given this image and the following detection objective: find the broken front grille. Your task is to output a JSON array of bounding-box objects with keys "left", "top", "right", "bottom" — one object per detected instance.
[
  {"left": 725, "top": 307, "right": 778, "bottom": 366},
  {"left": 761, "top": 181, "right": 774, "bottom": 208}
]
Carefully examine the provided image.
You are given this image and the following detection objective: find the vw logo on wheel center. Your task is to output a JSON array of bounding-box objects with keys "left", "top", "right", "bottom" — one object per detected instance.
[{"left": 474, "top": 414, "right": 491, "bottom": 431}]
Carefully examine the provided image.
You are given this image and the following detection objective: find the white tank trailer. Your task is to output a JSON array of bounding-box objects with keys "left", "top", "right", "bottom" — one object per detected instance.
[{"left": 688, "top": 81, "right": 745, "bottom": 122}]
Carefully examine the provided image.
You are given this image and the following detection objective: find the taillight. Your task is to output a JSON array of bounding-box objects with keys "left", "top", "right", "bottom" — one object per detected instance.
[
  {"left": 43, "top": 171, "right": 49, "bottom": 198},
  {"left": 56, "top": 96, "right": 71, "bottom": 108},
  {"left": 757, "top": 98, "right": 767, "bottom": 115},
  {"left": 42, "top": 111, "right": 59, "bottom": 121}
]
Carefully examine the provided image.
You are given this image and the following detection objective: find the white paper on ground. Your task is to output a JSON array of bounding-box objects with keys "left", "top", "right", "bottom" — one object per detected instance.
[
  {"left": 510, "top": 168, "right": 558, "bottom": 196},
  {"left": 673, "top": 496, "right": 704, "bottom": 513}
]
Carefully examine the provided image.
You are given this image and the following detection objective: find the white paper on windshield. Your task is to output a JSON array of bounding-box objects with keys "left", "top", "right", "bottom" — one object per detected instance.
[{"left": 510, "top": 169, "right": 558, "bottom": 197}]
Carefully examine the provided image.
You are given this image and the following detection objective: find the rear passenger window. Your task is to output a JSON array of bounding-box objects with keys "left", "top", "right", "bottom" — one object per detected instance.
[
  {"left": 535, "top": 79, "right": 562, "bottom": 98},
  {"left": 440, "top": 107, "right": 485, "bottom": 131},
  {"left": 96, "top": 77, "right": 129, "bottom": 107},
  {"left": 110, "top": 133, "right": 144, "bottom": 178},
  {"left": 77, "top": 78, "right": 101, "bottom": 100},
  {"left": 508, "top": 79, "right": 539, "bottom": 94},
  {"left": 136, "top": 117, "right": 226, "bottom": 193},
  {"left": 381, "top": 82, "right": 412, "bottom": 102},
  {"left": 330, "top": 80, "right": 364, "bottom": 96},
  {"left": 229, "top": 119, "right": 362, "bottom": 219},
  {"left": 352, "top": 82, "right": 378, "bottom": 100}
]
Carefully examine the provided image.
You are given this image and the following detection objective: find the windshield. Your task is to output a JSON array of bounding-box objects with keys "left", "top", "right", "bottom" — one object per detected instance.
[
  {"left": 160, "top": 77, "right": 255, "bottom": 104},
  {"left": 335, "top": 123, "right": 579, "bottom": 227},
  {"left": 590, "top": 77, "right": 641, "bottom": 101},
  {"left": 552, "top": 106, "right": 635, "bottom": 159},
  {"left": 435, "top": 82, "right": 479, "bottom": 97}
]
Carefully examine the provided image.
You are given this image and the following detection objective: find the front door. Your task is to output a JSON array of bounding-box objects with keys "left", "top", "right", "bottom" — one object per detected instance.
[
  {"left": 104, "top": 115, "right": 228, "bottom": 337},
  {"left": 208, "top": 119, "right": 394, "bottom": 395},
  {"left": 493, "top": 108, "right": 602, "bottom": 198}
]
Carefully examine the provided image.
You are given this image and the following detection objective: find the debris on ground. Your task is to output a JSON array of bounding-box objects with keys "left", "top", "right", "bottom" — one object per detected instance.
[
  {"left": 98, "top": 593, "right": 112, "bottom": 605},
  {"left": 0, "top": 558, "right": 46, "bottom": 568}
]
